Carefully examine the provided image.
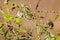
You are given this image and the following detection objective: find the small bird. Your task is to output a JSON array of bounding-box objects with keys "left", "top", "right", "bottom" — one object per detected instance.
[{"left": 47, "top": 20, "right": 54, "bottom": 29}]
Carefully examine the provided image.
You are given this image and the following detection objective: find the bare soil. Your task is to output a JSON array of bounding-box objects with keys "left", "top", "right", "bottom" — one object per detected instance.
[{"left": 0, "top": 0, "right": 60, "bottom": 40}]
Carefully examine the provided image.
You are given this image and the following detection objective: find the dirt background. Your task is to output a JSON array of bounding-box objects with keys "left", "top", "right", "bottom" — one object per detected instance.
[{"left": 0, "top": 0, "right": 60, "bottom": 40}]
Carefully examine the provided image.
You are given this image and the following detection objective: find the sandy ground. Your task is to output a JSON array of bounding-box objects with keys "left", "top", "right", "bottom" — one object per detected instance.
[{"left": 0, "top": 0, "right": 60, "bottom": 40}]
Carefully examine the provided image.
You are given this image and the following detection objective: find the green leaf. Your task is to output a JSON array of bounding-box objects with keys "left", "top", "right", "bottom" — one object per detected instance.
[
  {"left": 17, "top": 29, "right": 26, "bottom": 33},
  {"left": 14, "top": 18, "right": 22, "bottom": 25},
  {"left": 44, "top": 30, "right": 50, "bottom": 34},
  {"left": 4, "top": 13, "right": 13, "bottom": 21},
  {"left": 56, "top": 37, "right": 60, "bottom": 40},
  {"left": 37, "top": 24, "right": 44, "bottom": 28},
  {"left": 37, "top": 24, "right": 49, "bottom": 29},
  {"left": 0, "top": 24, "right": 4, "bottom": 31},
  {"left": 44, "top": 36, "right": 49, "bottom": 40},
  {"left": 55, "top": 14, "right": 60, "bottom": 19},
  {"left": 50, "top": 36, "right": 56, "bottom": 40},
  {"left": 28, "top": 12, "right": 33, "bottom": 17}
]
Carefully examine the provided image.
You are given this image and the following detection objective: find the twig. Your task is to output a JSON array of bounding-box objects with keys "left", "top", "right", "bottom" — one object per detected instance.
[{"left": 35, "top": 0, "right": 40, "bottom": 10}]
